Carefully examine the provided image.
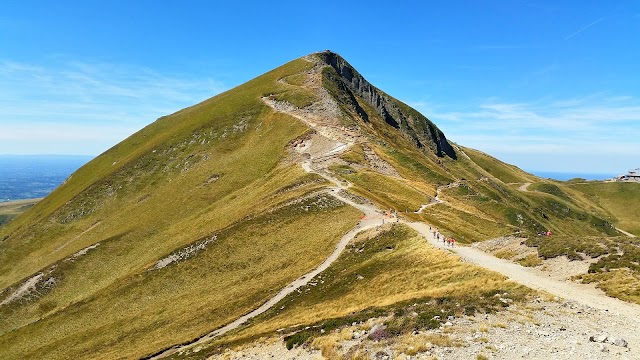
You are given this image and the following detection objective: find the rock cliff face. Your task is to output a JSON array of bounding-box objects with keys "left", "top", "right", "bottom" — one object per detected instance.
[{"left": 317, "top": 51, "right": 456, "bottom": 159}]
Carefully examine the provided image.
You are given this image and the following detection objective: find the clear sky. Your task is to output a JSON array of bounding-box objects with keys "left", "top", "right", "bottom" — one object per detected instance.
[{"left": 1, "top": 0, "right": 639, "bottom": 174}]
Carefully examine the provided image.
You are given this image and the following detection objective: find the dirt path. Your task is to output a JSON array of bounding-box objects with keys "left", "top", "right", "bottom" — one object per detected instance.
[
  {"left": 151, "top": 205, "right": 382, "bottom": 359},
  {"left": 518, "top": 182, "right": 531, "bottom": 191},
  {"left": 407, "top": 222, "right": 640, "bottom": 319},
  {"left": 149, "top": 126, "right": 386, "bottom": 359},
  {"left": 154, "top": 86, "right": 640, "bottom": 358},
  {"left": 150, "top": 188, "right": 385, "bottom": 359},
  {"left": 615, "top": 227, "right": 637, "bottom": 238},
  {"left": 415, "top": 187, "right": 444, "bottom": 213}
]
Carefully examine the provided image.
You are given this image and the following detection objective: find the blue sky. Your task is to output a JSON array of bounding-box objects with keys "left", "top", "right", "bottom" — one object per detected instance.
[{"left": 1, "top": 0, "right": 639, "bottom": 174}]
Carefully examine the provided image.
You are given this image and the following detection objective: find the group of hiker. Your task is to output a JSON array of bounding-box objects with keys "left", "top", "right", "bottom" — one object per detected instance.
[{"left": 429, "top": 226, "right": 455, "bottom": 247}]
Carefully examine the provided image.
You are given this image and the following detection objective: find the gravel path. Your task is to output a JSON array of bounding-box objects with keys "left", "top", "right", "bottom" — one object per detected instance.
[
  {"left": 407, "top": 222, "right": 640, "bottom": 355},
  {"left": 163, "top": 75, "right": 640, "bottom": 359},
  {"left": 518, "top": 182, "right": 531, "bottom": 191},
  {"left": 149, "top": 135, "right": 385, "bottom": 359},
  {"left": 407, "top": 222, "right": 640, "bottom": 318}
]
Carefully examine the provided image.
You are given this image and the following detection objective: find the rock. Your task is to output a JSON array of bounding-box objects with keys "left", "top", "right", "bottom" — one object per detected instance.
[
  {"left": 370, "top": 324, "right": 386, "bottom": 334},
  {"left": 447, "top": 316, "right": 454, "bottom": 321},
  {"left": 589, "top": 334, "right": 608, "bottom": 343},
  {"left": 317, "top": 51, "right": 456, "bottom": 159},
  {"left": 444, "top": 321, "right": 453, "bottom": 326},
  {"left": 607, "top": 336, "right": 628, "bottom": 348},
  {"left": 599, "top": 343, "right": 609, "bottom": 353},
  {"left": 374, "top": 350, "right": 391, "bottom": 360}
]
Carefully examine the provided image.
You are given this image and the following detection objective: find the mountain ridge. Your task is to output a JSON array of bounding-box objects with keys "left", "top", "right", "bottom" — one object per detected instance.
[
  {"left": 317, "top": 51, "right": 456, "bottom": 159},
  {"left": 0, "top": 51, "right": 638, "bottom": 360}
]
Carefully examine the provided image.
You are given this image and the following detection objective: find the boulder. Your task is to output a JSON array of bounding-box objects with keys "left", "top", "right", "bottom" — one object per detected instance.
[{"left": 607, "top": 336, "right": 628, "bottom": 348}]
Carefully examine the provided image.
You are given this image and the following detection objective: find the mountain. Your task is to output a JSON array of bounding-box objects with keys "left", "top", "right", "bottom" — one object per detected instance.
[{"left": 1, "top": 51, "right": 637, "bottom": 359}]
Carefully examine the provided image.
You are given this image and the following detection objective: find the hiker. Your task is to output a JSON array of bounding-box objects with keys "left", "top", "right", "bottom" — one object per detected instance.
[
  {"left": 446, "top": 238, "right": 451, "bottom": 247},
  {"left": 451, "top": 238, "right": 455, "bottom": 247}
]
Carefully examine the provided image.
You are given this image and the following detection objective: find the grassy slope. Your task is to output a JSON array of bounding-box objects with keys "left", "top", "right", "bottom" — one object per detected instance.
[
  {"left": 183, "top": 224, "right": 528, "bottom": 358},
  {"left": 0, "top": 58, "right": 364, "bottom": 359},
  {"left": 463, "top": 147, "right": 535, "bottom": 184},
  {"left": 566, "top": 182, "right": 640, "bottom": 236},
  {"left": 0, "top": 199, "right": 40, "bottom": 228},
  {"left": 320, "top": 68, "right": 617, "bottom": 243},
  {"left": 1, "top": 196, "right": 359, "bottom": 360},
  {"left": 2, "top": 51, "right": 639, "bottom": 358}
]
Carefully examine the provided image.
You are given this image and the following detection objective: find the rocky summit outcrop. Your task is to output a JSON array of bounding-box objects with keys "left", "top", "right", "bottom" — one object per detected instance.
[{"left": 317, "top": 50, "right": 456, "bottom": 159}]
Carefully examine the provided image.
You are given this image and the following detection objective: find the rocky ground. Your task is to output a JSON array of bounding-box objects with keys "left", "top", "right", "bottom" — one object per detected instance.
[{"left": 210, "top": 297, "right": 637, "bottom": 360}]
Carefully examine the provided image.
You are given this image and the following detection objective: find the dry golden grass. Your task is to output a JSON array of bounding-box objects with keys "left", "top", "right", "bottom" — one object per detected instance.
[
  {"left": 478, "top": 323, "right": 489, "bottom": 333},
  {"left": 0, "top": 196, "right": 361, "bottom": 360},
  {"left": 311, "top": 336, "right": 341, "bottom": 359},
  {"left": 207, "top": 224, "right": 526, "bottom": 354},
  {"left": 494, "top": 248, "right": 518, "bottom": 259},
  {"left": 578, "top": 268, "right": 640, "bottom": 303},
  {"left": 342, "top": 170, "right": 430, "bottom": 213},
  {"left": 517, "top": 254, "right": 543, "bottom": 267},
  {"left": 424, "top": 333, "right": 464, "bottom": 347}
]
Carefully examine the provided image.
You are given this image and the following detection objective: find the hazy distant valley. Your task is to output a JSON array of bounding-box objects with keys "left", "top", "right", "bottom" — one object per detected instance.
[{"left": 0, "top": 155, "right": 93, "bottom": 202}]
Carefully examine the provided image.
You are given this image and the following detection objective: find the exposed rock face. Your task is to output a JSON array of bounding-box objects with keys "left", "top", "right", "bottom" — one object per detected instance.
[{"left": 317, "top": 51, "right": 456, "bottom": 159}]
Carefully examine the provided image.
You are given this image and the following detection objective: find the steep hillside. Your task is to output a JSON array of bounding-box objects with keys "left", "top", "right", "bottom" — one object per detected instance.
[
  {"left": 1, "top": 51, "right": 637, "bottom": 359},
  {"left": 0, "top": 57, "right": 363, "bottom": 359}
]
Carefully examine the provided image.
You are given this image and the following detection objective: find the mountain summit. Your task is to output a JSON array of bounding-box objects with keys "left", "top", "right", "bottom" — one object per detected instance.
[
  {"left": 316, "top": 51, "right": 456, "bottom": 158},
  {"left": 0, "top": 51, "right": 625, "bottom": 360}
]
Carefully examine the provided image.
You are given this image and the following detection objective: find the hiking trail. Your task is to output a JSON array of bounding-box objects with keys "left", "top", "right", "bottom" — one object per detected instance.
[{"left": 150, "top": 72, "right": 640, "bottom": 358}]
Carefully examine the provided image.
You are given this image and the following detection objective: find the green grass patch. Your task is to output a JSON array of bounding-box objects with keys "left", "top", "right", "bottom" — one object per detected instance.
[
  {"left": 568, "top": 182, "right": 640, "bottom": 236},
  {"left": 0, "top": 199, "right": 40, "bottom": 228},
  {"left": 340, "top": 145, "right": 366, "bottom": 164},
  {"left": 529, "top": 182, "right": 570, "bottom": 200}
]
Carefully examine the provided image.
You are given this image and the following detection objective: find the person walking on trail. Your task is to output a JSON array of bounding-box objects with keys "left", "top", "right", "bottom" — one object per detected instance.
[{"left": 451, "top": 238, "right": 455, "bottom": 248}]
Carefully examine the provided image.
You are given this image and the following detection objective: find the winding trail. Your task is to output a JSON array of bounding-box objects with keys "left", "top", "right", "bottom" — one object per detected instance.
[
  {"left": 407, "top": 222, "right": 640, "bottom": 320},
  {"left": 150, "top": 197, "right": 381, "bottom": 359},
  {"left": 518, "top": 182, "right": 532, "bottom": 192},
  {"left": 415, "top": 188, "right": 444, "bottom": 213},
  {"left": 150, "top": 78, "right": 640, "bottom": 359},
  {"left": 149, "top": 149, "right": 385, "bottom": 360}
]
